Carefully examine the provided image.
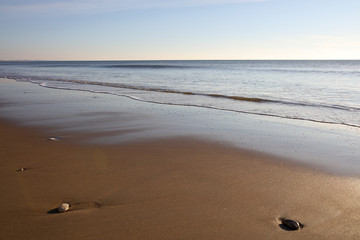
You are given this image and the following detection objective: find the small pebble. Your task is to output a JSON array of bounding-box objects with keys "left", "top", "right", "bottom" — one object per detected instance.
[
  {"left": 58, "top": 203, "right": 70, "bottom": 213},
  {"left": 16, "top": 168, "right": 27, "bottom": 172},
  {"left": 281, "top": 218, "right": 302, "bottom": 230}
]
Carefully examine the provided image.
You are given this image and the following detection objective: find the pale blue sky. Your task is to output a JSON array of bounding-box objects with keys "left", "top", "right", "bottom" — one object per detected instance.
[{"left": 0, "top": 0, "right": 359, "bottom": 60}]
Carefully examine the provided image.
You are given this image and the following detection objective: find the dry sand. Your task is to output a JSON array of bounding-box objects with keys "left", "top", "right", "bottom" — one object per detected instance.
[{"left": 1, "top": 119, "right": 360, "bottom": 239}]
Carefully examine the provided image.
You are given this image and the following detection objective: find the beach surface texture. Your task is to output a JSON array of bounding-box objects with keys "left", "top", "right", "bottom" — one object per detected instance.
[
  {"left": 1, "top": 60, "right": 360, "bottom": 239},
  {"left": 2, "top": 118, "right": 360, "bottom": 239}
]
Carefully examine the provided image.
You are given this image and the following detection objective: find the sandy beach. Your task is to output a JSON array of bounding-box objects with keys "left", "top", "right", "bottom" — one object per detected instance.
[
  {"left": 1, "top": 117, "right": 360, "bottom": 239},
  {"left": 1, "top": 0, "right": 360, "bottom": 237}
]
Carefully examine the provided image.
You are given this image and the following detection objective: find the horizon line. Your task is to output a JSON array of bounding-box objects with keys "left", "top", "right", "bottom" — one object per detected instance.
[{"left": 1, "top": 59, "right": 360, "bottom": 62}]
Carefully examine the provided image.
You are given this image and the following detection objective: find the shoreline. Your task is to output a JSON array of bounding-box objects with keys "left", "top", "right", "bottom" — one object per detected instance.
[
  {"left": 1, "top": 78, "right": 360, "bottom": 176},
  {"left": 1, "top": 119, "right": 360, "bottom": 239}
]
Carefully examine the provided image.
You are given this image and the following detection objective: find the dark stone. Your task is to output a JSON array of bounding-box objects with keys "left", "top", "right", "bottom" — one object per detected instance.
[{"left": 281, "top": 218, "right": 302, "bottom": 230}]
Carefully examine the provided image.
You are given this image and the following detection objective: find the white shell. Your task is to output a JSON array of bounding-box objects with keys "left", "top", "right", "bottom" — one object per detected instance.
[
  {"left": 58, "top": 203, "right": 70, "bottom": 213},
  {"left": 48, "top": 137, "right": 59, "bottom": 141}
]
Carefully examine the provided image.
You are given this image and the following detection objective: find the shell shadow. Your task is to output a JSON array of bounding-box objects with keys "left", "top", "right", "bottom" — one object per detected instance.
[
  {"left": 47, "top": 208, "right": 62, "bottom": 214},
  {"left": 16, "top": 168, "right": 28, "bottom": 172},
  {"left": 47, "top": 201, "right": 101, "bottom": 214}
]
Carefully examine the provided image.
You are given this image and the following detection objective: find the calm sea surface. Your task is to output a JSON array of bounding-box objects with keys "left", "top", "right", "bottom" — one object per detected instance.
[{"left": 1, "top": 60, "right": 360, "bottom": 129}]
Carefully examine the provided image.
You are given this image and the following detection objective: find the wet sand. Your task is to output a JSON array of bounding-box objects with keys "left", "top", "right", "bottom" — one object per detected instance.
[
  {"left": 1, "top": 119, "right": 360, "bottom": 239},
  {"left": 2, "top": 78, "right": 360, "bottom": 176}
]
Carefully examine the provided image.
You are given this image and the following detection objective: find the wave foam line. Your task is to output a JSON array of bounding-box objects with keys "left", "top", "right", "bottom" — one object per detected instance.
[
  {"left": 5, "top": 76, "right": 360, "bottom": 112},
  {"left": 104, "top": 64, "right": 194, "bottom": 69},
  {"left": 31, "top": 80, "right": 360, "bottom": 130},
  {"left": 36, "top": 79, "right": 275, "bottom": 103},
  {"left": 48, "top": 79, "right": 360, "bottom": 111}
]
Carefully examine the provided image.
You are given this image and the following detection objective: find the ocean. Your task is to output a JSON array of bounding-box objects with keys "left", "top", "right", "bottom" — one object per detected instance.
[{"left": 1, "top": 60, "right": 359, "bottom": 129}]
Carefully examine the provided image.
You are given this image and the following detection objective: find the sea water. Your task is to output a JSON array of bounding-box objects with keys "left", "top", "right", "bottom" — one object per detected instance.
[
  {"left": 1, "top": 60, "right": 360, "bottom": 174},
  {"left": 1, "top": 60, "right": 359, "bottom": 129}
]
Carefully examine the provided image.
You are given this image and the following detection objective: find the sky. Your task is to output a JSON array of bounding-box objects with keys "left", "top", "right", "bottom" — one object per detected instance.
[{"left": 0, "top": 0, "right": 359, "bottom": 60}]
